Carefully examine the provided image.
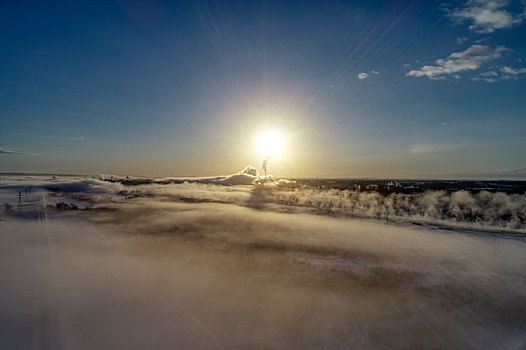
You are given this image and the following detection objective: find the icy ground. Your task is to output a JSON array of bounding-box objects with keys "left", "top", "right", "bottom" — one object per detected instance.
[{"left": 0, "top": 175, "right": 525, "bottom": 349}]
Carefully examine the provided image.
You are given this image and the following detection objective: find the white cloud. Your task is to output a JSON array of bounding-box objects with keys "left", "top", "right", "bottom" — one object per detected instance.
[
  {"left": 370, "top": 70, "right": 380, "bottom": 74},
  {"left": 479, "top": 70, "right": 499, "bottom": 76},
  {"left": 357, "top": 72, "right": 369, "bottom": 80},
  {"left": 406, "top": 44, "right": 508, "bottom": 79},
  {"left": 448, "top": 0, "right": 526, "bottom": 33},
  {"left": 456, "top": 36, "right": 468, "bottom": 44},
  {"left": 73, "top": 136, "right": 85, "bottom": 141}
]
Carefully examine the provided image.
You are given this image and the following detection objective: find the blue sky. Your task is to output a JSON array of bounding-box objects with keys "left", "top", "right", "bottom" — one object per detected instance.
[{"left": 1, "top": 0, "right": 526, "bottom": 178}]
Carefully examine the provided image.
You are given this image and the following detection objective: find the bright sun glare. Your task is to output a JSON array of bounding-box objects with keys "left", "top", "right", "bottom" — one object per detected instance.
[{"left": 258, "top": 132, "right": 284, "bottom": 158}]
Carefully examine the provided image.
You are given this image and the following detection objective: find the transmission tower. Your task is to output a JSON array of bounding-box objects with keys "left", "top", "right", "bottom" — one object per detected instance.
[{"left": 17, "top": 192, "right": 23, "bottom": 212}]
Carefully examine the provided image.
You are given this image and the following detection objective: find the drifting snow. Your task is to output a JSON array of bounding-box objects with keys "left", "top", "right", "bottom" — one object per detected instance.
[{"left": 45, "top": 178, "right": 125, "bottom": 194}]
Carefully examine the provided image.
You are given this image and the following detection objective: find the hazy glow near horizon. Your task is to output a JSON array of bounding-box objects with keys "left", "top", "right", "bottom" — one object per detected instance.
[{"left": 258, "top": 131, "right": 284, "bottom": 158}]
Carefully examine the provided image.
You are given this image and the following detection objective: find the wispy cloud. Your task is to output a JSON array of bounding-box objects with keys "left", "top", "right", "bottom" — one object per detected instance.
[
  {"left": 456, "top": 36, "right": 468, "bottom": 44},
  {"left": 357, "top": 72, "right": 369, "bottom": 80},
  {"left": 501, "top": 66, "right": 526, "bottom": 74},
  {"left": 407, "top": 44, "right": 508, "bottom": 79},
  {"left": 447, "top": 0, "right": 526, "bottom": 33},
  {"left": 370, "top": 70, "right": 380, "bottom": 75},
  {"left": 471, "top": 66, "right": 526, "bottom": 81},
  {"left": 504, "top": 166, "right": 526, "bottom": 175},
  {"left": 0, "top": 148, "right": 39, "bottom": 156},
  {"left": 440, "top": 166, "right": 526, "bottom": 179},
  {"left": 73, "top": 136, "right": 85, "bottom": 141},
  {"left": 472, "top": 75, "right": 499, "bottom": 82},
  {"left": 410, "top": 144, "right": 465, "bottom": 155},
  {"left": 472, "top": 70, "right": 499, "bottom": 82},
  {"left": 480, "top": 70, "right": 499, "bottom": 76}
]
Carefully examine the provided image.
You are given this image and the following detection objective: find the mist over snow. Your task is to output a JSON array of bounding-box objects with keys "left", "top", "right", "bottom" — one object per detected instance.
[
  {"left": 1, "top": 172, "right": 526, "bottom": 349},
  {"left": 15, "top": 169, "right": 525, "bottom": 234}
]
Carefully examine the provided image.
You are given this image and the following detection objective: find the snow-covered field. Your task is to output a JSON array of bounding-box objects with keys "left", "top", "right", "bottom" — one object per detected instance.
[{"left": 1, "top": 174, "right": 525, "bottom": 349}]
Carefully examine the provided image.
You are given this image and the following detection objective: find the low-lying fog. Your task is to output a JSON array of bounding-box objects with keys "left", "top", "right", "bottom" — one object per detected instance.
[{"left": 1, "top": 175, "right": 525, "bottom": 349}]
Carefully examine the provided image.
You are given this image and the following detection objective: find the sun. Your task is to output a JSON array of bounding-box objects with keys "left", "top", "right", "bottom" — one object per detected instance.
[{"left": 258, "top": 131, "right": 284, "bottom": 158}]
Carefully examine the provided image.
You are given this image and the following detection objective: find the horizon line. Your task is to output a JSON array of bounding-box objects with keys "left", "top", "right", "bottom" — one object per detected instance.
[{"left": 1, "top": 172, "right": 526, "bottom": 182}]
